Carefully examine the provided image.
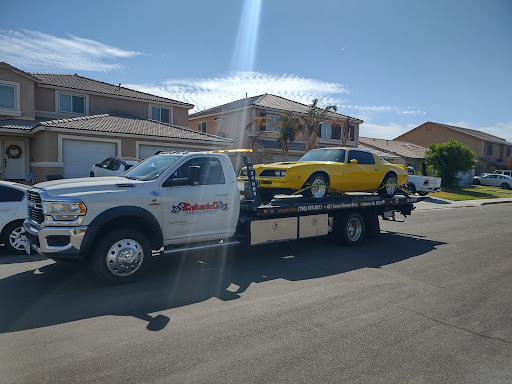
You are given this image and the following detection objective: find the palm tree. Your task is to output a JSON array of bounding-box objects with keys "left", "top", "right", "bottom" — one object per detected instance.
[
  {"left": 329, "top": 115, "right": 352, "bottom": 146},
  {"left": 303, "top": 98, "right": 338, "bottom": 152},
  {"left": 245, "top": 116, "right": 277, "bottom": 162},
  {"left": 275, "top": 111, "right": 304, "bottom": 161}
]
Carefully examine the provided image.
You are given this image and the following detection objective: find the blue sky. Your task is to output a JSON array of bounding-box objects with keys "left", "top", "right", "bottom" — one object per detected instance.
[{"left": 1, "top": 0, "right": 511, "bottom": 141}]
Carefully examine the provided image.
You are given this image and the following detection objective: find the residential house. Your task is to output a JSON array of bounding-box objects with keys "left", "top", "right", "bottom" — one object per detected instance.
[
  {"left": 0, "top": 62, "right": 232, "bottom": 182},
  {"left": 188, "top": 94, "right": 363, "bottom": 163},
  {"left": 359, "top": 137, "right": 428, "bottom": 174},
  {"left": 395, "top": 122, "right": 512, "bottom": 177}
]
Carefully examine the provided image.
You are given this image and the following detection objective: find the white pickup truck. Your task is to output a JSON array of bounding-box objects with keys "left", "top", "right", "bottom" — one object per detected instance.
[
  {"left": 405, "top": 167, "right": 441, "bottom": 196},
  {"left": 23, "top": 151, "right": 420, "bottom": 283}
]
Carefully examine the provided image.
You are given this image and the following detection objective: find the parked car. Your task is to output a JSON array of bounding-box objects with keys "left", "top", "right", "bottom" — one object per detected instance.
[
  {"left": 238, "top": 147, "right": 408, "bottom": 200},
  {"left": 472, "top": 174, "right": 512, "bottom": 189},
  {"left": 90, "top": 157, "right": 140, "bottom": 177},
  {"left": 404, "top": 166, "right": 441, "bottom": 196},
  {"left": 491, "top": 169, "right": 512, "bottom": 177},
  {"left": 0, "top": 181, "right": 29, "bottom": 253}
]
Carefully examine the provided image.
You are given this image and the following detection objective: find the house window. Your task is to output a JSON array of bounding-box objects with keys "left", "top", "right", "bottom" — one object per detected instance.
[
  {"left": 0, "top": 84, "right": 15, "bottom": 109},
  {"left": 487, "top": 143, "right": 493, "bottom": 156},
  {"left": 349, "top": 125, "right": 355, "bottom": 141},
  {"left": 151, "top": 106, "right": 170, "bottom": 124},
  {"left": 320, "top": 123, "right": 332, "bottom": 138},
  {"left": 59, "top": 93, "right": 85, "bottom": 114},
  {"left": 213, "top": 116, "right": 222, "bottom": 121},
  {"left": 258, "top": 113, "right": 279, "bottom": 132},
  {"left": 197, "top": 121, "right": 206, "bottom": 133}
]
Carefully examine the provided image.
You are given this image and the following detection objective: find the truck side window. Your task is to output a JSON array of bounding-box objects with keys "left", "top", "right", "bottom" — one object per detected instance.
[{"left": 168, "top": 157, "right": 225, "bottom": 185}]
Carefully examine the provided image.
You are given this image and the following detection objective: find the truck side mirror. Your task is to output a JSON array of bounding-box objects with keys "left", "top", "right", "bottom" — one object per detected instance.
[
  {"left": 188, "top": 166, "right": 200, "bottom": 186},
  {"left": 349, "top": 159, "right": 358, "bottom": 165}
]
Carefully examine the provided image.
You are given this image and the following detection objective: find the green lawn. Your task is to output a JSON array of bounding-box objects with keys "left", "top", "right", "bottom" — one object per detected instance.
[{"left": 433, "top": 185, "right": 512, "bottom": 201}]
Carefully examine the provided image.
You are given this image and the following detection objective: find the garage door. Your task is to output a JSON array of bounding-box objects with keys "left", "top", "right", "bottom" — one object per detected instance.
[
  {"left": 139, "top": 145, "right": 181, "bottom": 159},
  {"left": 63, "top": 140, "right": 116, "bottom": 178}
]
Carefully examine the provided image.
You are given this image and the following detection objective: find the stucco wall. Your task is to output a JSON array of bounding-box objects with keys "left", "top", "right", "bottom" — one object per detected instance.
[
  {"left": 396, "top": 123, "right": 485, "bottom": 157},
  {"left": 172, "top": 107, "right": 189, "bottom": 127},
  {"left": 0, "top": 68, "right": 35, "bottom": 119},
  {"left": 34, "top": 87, "right": 55, "bottom": 112},
  {"left": 89, "top": 94, "right": 149, "bottom": 119}
]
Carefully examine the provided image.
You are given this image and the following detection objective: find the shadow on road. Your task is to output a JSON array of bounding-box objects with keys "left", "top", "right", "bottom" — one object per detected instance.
[
  {"left": 0, "top": 247, "right": 46, "bottom": 264},
  {"left": 420, "top": 196, "right": 451, "bottom": 205},
  {"left": 0, "top": 232, "right": 445, "bottom": 334}
]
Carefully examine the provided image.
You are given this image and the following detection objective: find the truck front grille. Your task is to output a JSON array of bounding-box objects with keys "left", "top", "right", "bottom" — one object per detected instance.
[{"left": 27, "top": 190, "right": 44, "bottom": 225}]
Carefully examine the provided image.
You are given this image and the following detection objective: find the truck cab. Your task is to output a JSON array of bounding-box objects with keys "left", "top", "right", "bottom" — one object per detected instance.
[{"left": 24, "top": 152, "right": 240, "bottom": 282}]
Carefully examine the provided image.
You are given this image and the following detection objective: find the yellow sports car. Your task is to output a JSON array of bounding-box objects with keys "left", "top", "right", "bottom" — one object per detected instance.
[{"left": 239, "top": 147, "right": 408, "bottom": 200}]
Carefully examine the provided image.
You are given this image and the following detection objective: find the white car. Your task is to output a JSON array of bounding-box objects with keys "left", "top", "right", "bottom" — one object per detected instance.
[
  {"left": 90, "top": 157, "right": 140, "bottom": 177},
  {"left": 472, "top": 174, "right": 512, "bottom": 189},
  {"left": 0, "top": 181, "right": 29, "bottom": 253}
]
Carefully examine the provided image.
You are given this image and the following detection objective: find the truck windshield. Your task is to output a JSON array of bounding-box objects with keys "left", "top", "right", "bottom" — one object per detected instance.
[
  {"left": 299, "top": 149, "right": 346, "bottom": 163},
  {"left": 121, "top": 155, "right": 181, "bottom": 181}
]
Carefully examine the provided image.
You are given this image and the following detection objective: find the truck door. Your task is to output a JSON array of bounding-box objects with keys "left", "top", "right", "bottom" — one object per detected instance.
[{"left": 160, "top": 156, "right": 235, "bottom": 244}]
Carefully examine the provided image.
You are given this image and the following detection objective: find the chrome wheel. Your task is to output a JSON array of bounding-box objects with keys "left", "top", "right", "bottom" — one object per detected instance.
[
  {"left": 310, "top": 178, "right": 327, "bottom": 198},
  {"left": 385, "top": 176, "right": 397, "bottom": 195},
  {"left": 346, "top": 218, "right": 363, "bottom": 242},
  {"left": 9, "top": 226, "right": 26, "bottom": 252},
  {"left": 106, "top": 239, "right": 144, "bottom": 277}
]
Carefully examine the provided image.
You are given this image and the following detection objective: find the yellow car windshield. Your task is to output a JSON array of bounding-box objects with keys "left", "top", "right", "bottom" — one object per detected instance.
[{"left": 299, "top": 149, "right": 346, "bottom": 163}]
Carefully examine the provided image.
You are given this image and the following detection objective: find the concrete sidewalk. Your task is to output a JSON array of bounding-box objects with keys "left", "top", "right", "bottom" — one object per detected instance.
[{"left": 414, "top": 195, "right": 512, "bottom": 211}]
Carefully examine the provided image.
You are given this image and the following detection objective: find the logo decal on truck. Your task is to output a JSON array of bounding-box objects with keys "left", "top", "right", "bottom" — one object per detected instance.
[{"left": 171, "top": 201, "right": 229, "bottom": 214}]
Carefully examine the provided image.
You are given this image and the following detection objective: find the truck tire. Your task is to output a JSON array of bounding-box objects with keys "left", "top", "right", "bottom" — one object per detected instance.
[
  {"left": 378, "top": 173, "right": 398, "bottom": 198},
  {"left": 303, "top": 173, "right": 329, "bottom": 198},
  {"left": 418, "top": 192, "right": 429, "bottom": 196},
  {"left": 472, "top": 179, "right": 480, "bottom": 185},
  {"left": 92, "top": 229, "right": 152, "bottom": 283},
  {"left": 336, "top": 212, "right": 365, "bottom": 246},
  {"left": 406, "top": 183, "right": 416, "bottom": 195},
  {"left": 501, "top": 183, "right": 510, "bottom": 190},
  {"left": 2, "top": 220, "right": 27, "bottom": 254}
]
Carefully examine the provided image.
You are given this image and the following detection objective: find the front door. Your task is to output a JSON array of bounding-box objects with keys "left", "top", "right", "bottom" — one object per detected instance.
[
  {"left": 4, "top": 140, "right": 26, "bottom": 180},
  {"left": 344, "top": 150, "right": 382, "bottom": 191}
]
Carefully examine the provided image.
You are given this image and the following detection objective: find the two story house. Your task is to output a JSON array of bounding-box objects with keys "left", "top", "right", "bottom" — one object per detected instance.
[
  {"left": 188, "top": 94, "right": 363, "bottom": 163},
  {"left": 0, "top": 62, "right": 232, "bottom": 182},
  {"left": 395, "top": 122, "right": 512, "bottom": 177}
]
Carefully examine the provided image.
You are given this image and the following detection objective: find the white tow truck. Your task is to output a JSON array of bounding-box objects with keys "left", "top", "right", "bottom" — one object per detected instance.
[{"left": 23, "top": 150, "right": 421, "bottom": 283}]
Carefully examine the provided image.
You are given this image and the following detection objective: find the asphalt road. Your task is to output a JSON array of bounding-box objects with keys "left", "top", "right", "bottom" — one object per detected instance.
[{"left": 1, "top": 204, "right": 511, "bottom": 384}]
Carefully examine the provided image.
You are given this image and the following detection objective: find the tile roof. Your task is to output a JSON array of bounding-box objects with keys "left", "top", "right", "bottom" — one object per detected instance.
[
  {"left": 0, "top": 118, "right": 39, "bottom": 131},
  {"left": 431, "top": 122, "right": 511, "bottom": 145},
  {"left": 37, "top": 114, "right": 232, "bottom": 143},
  {"left": 401, "top": 122, "right": 511, "bottom": 146},
  {"left": 359, "top": 137, "right": 427, "bottom": 159},
  {"left": 30, "top": 73, "right": 194, "bottom": 108},
  {"left": 190, "top": 93, "right": 363, "bottom": 123}
]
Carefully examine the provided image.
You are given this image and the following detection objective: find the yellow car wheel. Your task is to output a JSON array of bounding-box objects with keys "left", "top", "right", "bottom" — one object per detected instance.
[{"left": 303, "top": 173, "right": 329, "bottom": 199}]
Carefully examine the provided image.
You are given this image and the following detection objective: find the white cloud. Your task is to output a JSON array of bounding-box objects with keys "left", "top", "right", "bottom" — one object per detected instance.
[
  {"left": 341, "top": 104, "right": 425, "bottom": 116},
  {"left": 0, "top": 30, "right": 142, "bottom": 72},
  {"left": 126, "top": 72, "right": 349, "bottom": 113},
  {"left": 359, "top": 122, "right": 417, "bottom": 140}
]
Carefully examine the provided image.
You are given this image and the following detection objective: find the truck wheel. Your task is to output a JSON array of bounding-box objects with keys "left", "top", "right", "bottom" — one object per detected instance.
[
  {"left": 501, "top": 183, "right": 510, "bottom": 190},
  {"left": 378, "top": 173, "right": 397, "bottom": 198},
  {"left": 2, "top": 220, "right": 27, "bottom": 254},
  {"left": 337, "top": 212, "right": 365, "bottom": 246},
  {"left": 406, "top": 183, "right": 416, "bottom": 195},
  {"left": 92, "top": 229, "right": 151, "bottom": 283},
  {"left": 472, "top": 179, "right": 480, "bottom": 185},
  {"left": 303, "top": 173, "right": 329, "bottom": 198},
  {"left": 418, "top": 192, "right": 429, "bottom": 196}
]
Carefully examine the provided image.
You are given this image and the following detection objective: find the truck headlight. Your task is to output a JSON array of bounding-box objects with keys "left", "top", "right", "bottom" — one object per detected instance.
[{"left": 43, "top": 201, "right": 87, "bottom": 221}]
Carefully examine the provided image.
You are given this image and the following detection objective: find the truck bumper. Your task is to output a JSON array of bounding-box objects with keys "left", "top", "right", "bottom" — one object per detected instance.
[{"left": 23, "top": 220, "right": 87, "bottom": 260}]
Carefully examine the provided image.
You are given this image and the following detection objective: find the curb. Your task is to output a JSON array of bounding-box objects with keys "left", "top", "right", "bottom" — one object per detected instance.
[{"left": 481, "top": 200, "right": 512, "bottom": 206}]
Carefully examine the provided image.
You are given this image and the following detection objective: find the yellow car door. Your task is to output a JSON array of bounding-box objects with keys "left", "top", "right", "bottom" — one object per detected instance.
[{"left": 343, "top": 150, "right": 382, "bottom": 191}]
